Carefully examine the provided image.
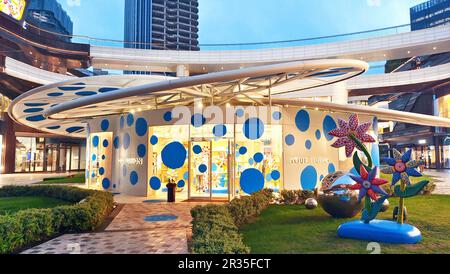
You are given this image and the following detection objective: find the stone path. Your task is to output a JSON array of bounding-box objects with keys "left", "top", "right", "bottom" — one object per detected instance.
[
  {"left": 22, "top": 201, "right": 207, "bottom": 254},
  {"left": 424, "top": 169, "right": 450, "bottom": 195}
]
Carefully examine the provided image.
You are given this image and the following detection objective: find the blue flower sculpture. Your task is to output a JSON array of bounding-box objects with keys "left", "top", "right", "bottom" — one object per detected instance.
[{"left": 381, "top": 149, "right": 422, "bottom": 186}]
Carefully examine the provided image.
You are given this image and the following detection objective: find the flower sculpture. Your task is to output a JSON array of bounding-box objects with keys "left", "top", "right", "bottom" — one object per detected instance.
[
  {"left": 348, "top": 166, "right": 389, "bottom": 202},
  {"left": 329, "top": 114, "right": 375, "bottom": 158},
  {"left": 381, "top": 149, "right": 422, "bottom": 186},
  {"left": 381, "top": 149, "right": 428, "bottom": 224}
]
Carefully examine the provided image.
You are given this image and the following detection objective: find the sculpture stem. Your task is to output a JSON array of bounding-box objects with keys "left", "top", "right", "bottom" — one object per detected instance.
[
  {"left": 349, "top": 134, "right": 373, "bottom": 168},
  {"left": 397, "top": 181, "right": 406, "bottom": 224}
]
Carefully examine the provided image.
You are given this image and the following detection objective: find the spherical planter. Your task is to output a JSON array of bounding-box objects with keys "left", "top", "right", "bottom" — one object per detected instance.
[
  {"left": 305, "top": 198, "right": 318, "bottom": 210},
  {"left": 318, "top": 191, "right": 364, "bottom": 218}
]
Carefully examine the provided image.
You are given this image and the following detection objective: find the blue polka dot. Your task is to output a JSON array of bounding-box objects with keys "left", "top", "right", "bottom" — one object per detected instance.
[
  {"left": 135, "top": 118, "right": 148, "bottom": 137},
  {"left": 240, "top": 168, "right": 264, "bottom": 194},
  {"left": 177, "top": 180, "right": 186, "bottom": 188},
  {"left": 91, "top": 172, "right": 95, "bottom": 178},
  {"left": 66, "top": 126, "right": 84, "bottom": 134},
  {"left": 103, "top": 139, "right": 109, "bottom": 148},
  {"left": 99, "top": 167, "right": 105, "bottom": 175},
  {"left": 149, "top": 177, "right": 161, "bottom": 190},
  {"left": 47, "top": 92, "right": 63, "bottom": 97},
  {"left": 266, "top": 173, "right": 272, "bottom": 182},
  {"left": 239, "top": 146, "right": 248, "bottom": 155},
  {"left": 137, "top": 144, "right": 146, "bottom": 157},
  {"left": 113, "top": 137, "right": 120, "bottom": 149},
  {"left": 47, "top": 126, "right": 60, "bottom": 130},
  {"left": 236, "top": 108, "right": 244, "bottom": 117},
  {"left": 101, "top": 119, "right": 109, "bottom": 131},
  {"left": 123, "top": 133, "right": 131, "bottom": 149},
  {"left": 301, "top": 166, "right": 318, "bottom": 190},
  {"left": 254, "top": 153, "right": 264, "bottom": 163},
  {"left": 161, "top": 142, "right": 187, "bottom": 169},
  {"left": 191, "top": 113, "right": 206, "bottom": 127},
  {"left": 320, "top": 175, "right": 325, "bottom": 182},
  {"left": 92, "top": 154, "right": 97, "bottom": 161},
  {"left": 102, "top": 178, "right": 111, "bottom": 189},
  {"left": 271, "top": 170, "right": 281, "bottom": 181},
  {"left": 26, "top": 115, "right": 46, "bottom": 122},
  {"left": 315, "top": 130, "right": 322, "bottom": 140},
  {"left": 163, "top": 111, "right": 173, "bottom": 122},
  {"left": 127, "top": 113, "right": 134, "bottom": 126},
  {"left": 150, "top": 135, "right": 158, "bottom": 145},
  {"left": 243, "top": 118, "right": 264, "bottom": 140},
  {"left": 75, "top": 91, "right": 97, "bottom": 96},
  {"left": 92, "top": 136, "right": 99, "bottom": 147},
  {"left": 213, "top": 124, "right": 227, "bottom": 137},
  {"left": 305, "top": 140, "right": 312, "bottom": 150},
  {"left": 212, "top": 163, "right": 218, "bottom": 172},
  {"left": 285, "top": 134, "right": 295, "bottom": 146},
  {"left": 323, "top": 115, "right": 337, "bottom": 141},
  {"left": 328, "top": 163, "right": 336, "bottom": 174},
  {"left": 130, "top": 171, "right": 139, "bottom": 185},
  {"left": 120, "top": 116, "right": 125, "bottom": 129},
  {"left": 249, "top": 158, "right": 255, "bottom": 165},
  {"left": 183, "top": 172, "right": 189, "bottom": 180},
  {"left": 24, "top": 103, "right": 48, "bottom": 107},
  {"left": 199, "top": 164, "right": 207, "bottom": 173},
  {"left": 122, "top": 165, "right": 127, "bottom": 176},
  {"left": 102, "top": 155, "right": 106, "bottom": 160},
  {"left": 295, "top": 110, "right": 310, "bottom": 132},
  {"left": 24, "top": 108, "right": 43, "bottom": 113},
  {"left": 99, "top": 87, "right": 118, "bottom": 93},
  {"left": 272, "top": 111, "right": 282, "bottom": 120},
  {"left": 193, "top": 145, "right": 202, "bottom": 154},
  {"left": 371, "top": 142, "right": 380, "bottom": 167}
]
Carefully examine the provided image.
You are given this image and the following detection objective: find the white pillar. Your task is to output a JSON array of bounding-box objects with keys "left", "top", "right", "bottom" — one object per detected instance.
[
  {"left": 330, "top": 81, "right": 349, "bottom": 104},
  {"left": 176, "top": 64, "right": 189, "bottom": 77}
]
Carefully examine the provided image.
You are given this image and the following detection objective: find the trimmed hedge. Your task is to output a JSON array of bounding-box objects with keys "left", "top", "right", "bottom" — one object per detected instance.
[
  {"left": 0, "top": 186, "right": 114, "bottom": 254},
  {"left": 190, "top": 189, "right": 273, "bottom": 254},
  {"left": 279, "top": 190, "right": 314, "bottom": 205}
]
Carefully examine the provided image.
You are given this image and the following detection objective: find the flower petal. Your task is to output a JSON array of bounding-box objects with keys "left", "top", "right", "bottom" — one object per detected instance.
[
  {"left": 401, "top": 172, "right": 411, "bottom": 186},
  {"left": 402, "top": 149, "right": 412, "bottom": 163},
  {"left": 349, "top": 114, "right": 359, "bottom": 131},
  {"left": 360, "top": 165, "right": 369, "bottom": 180},
  {"left": 406, "top": 160, "right": 420, "bottom": 168},
  {"left": 392, "top": 172, "right": 401, "bottom": 186},
  {"left": 331, "top": 137, "right": 348, "bottom": 148},
  {"left": 347, "top": 184, "right": 362, "bottom": 190},
  {"left": 406, "top": 168, "right": 422, "bottom": 177},
  {"left": 382, "top": 158, "right": 396, "bottom": 166},
  {"left": 368, "top": 166, "right": 378, "bottom": 182},
  {"left": 393, "top": 149, "right": 402, "bottom": 161},
  {"left": 358, "top": 134, "right": 375, "bottom": 143},
  {"left": 372, "top": 185, "right": 389, "bottom": 197},
  {"left": 372, "top": 178, "right": 388, "bottom": 186},
  {"left": 338, "top": 118, "right": 349, "bottom": 131},
  {"left": 358, "top": 188, "right": 367, "bottom": 202},
  {"left": 366, "top": 189, "right": 379, "bottom": 201},
  {"left": 381, "top": 166, "right": 395, "bottom": 174},
  {"left": 328, "top": 128, "right": 347, "bottom": 138},
  {"left": 345, "top": 142, "right": 356, "bottom": 158},
  {"left": 356, "top": 122, "right": 372, "bottom": 136}
]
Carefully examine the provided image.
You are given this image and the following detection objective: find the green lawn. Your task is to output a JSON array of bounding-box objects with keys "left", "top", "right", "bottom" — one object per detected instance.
[
  {"left": 241, "top": 195, "right": 450, "bottom": 254},
  {"left": 0, "top": 196, "right": 71, "bottom": 215},
  {"left": 35, "top": 173, "right": 85, "bottom": 185}
]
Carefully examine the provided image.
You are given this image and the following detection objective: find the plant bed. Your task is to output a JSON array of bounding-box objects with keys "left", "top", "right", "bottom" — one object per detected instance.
[
  {"left": 240, "top": 195, "right": 450, "bottom": 254},
  {"left": 35, "top": 173, "right": 85, "bottom": 185},
  {"left": 0, "top": 185, "right": 114, "bottom": 254},
  {"left": 0, "top": 196, "right": 71, "bottom": 215}
]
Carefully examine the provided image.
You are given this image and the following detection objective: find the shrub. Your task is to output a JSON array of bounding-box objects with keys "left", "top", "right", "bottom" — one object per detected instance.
[
  {"left": 190, "top": 189, "right": 274, "bottom": 254},
  {"left": 0, "top": 186, "right": 114, "bottom": 254},
  {"left": 280, "top": 190, "right": 314, "bottom": 205}
]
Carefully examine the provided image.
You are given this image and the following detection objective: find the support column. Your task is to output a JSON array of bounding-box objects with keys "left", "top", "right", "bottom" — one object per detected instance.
[
  {"left": 3, "top": 115, "right": 16, "bottom": 174},
  {"left": 176, "top": 64, "right": 190, "bottom": 77},
  {"left": 330, "top": 82, "right": 349, "bottom": 104}
]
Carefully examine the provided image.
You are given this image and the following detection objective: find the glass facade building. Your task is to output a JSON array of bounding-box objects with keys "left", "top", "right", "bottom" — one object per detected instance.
[
  {"left": 410, "top": 0, "right": 450, "bottom": 31},
  {"left": 124, "top": 0, "right": 199, "bottom": 51}
]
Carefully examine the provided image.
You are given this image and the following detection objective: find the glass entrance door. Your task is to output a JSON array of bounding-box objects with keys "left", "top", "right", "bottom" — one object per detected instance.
[
  {"left": 190, "top": 141, "right": 211, "bottom": 199},
  {"left": 211, "top": 139, "right": 230, "bottom": 200}
]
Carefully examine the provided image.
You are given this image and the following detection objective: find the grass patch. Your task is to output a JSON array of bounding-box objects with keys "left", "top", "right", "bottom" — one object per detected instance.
[
  {"left": 36, "top": 173, "right": 85, "bottom": 185},
  {"left": 241, "top": 195, "right": 450, "bottom": 254},
  {"left": 0, "top": 196, "right": 71, "bottom": 215}
]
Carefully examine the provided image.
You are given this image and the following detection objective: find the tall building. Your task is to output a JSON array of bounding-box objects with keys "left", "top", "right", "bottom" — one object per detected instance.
[
  {"left": 124, "top": 0, "right": 199, "bottom": 51},
  {"left": 410, "top": 0, "right": 450, "bottom": 30},
  {"left": 25, "top": 0, "right": 74, "bottom": 41},
  {"left": 375, "top": 0, "right": 450, "bottom": 169}
]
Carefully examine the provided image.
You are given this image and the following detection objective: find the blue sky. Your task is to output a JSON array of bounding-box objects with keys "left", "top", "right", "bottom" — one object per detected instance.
[{"left": 57, "top": 0, "right": 426, "bottom": 45}]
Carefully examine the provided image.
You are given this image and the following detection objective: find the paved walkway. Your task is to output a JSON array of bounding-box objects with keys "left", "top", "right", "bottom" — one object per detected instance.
[
  {"left": 424, "top": 169, "right": 450, "bottom": 195},
  {"left": 22, "top": 201, "right": 208, "bottom": 254},
  {"left": 0, "top": 172, "right": 78, "bottom": 187}
]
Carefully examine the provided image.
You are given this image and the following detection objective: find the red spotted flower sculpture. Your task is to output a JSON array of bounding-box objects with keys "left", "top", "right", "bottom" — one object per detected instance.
[{"left": 329, "top": 114, "right": 375, "bottom": 158}]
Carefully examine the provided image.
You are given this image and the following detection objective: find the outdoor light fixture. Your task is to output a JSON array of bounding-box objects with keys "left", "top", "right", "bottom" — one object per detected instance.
[{"left": 418, "top": 139, "right": 427, "bottom": 144}]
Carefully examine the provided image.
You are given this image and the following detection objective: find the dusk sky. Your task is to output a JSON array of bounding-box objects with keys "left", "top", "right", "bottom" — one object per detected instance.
[{"left": 57, "top": 0, "right": 427, "bottom": 46}]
